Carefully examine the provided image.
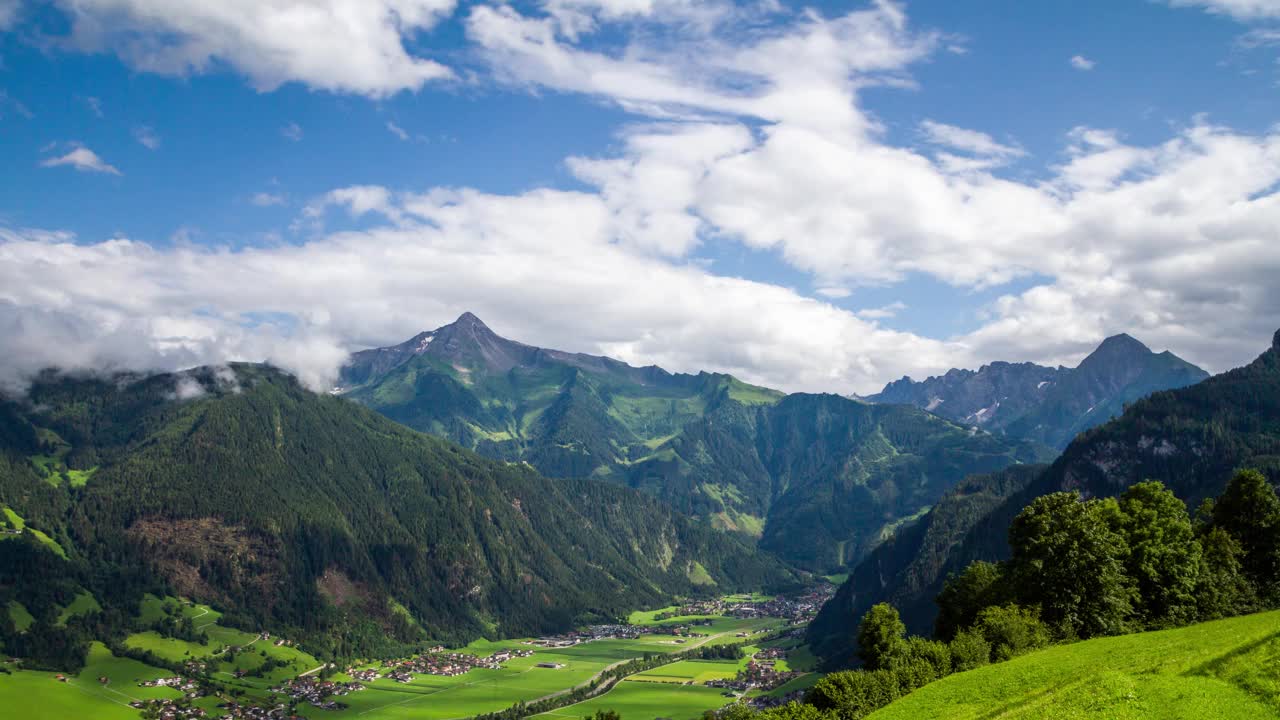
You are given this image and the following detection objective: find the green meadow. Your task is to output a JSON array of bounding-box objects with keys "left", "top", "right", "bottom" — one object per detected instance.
[
  {"left": 0, "top": 642, "right": 183, "bottom": 720},
  {"left": 2, "top": 592, "right": 788, "bottom": 720},
  {"left": 535, "top": 679, "right": 735, "bottom": 720},
  {"left": 868, "top": 610, "right": 1280, "bottom": 720}
]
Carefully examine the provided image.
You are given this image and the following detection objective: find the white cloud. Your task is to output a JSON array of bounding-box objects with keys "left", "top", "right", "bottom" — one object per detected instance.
[
  {"left": 387, "top": 121, "right": 410, "bottom": 141},
  {"left": 40, "top": 145, "right": 122, "bottom": 175},
  {"left": 4, "top": 0, "right": 1280, "bottom": 400},
  {"left": 815, "top": 286, "right": 852, "bottom": 299},
  {"left": 281, "top": 123, "right": 303, "bottom": 142},
  {"left": 1070, "top": 54, "right": 1096, "bottom": 70},
  {"left": 250, "top": 192, "right": 285, "bottom": 207},
  {"left": 51, "top": 0, "right": 457, "bottom": 97},
  {"left": 1164, "top": 0, "right": 1280, "bottom": 20},
  {"left": 83, "top": 96, "right": 104, "bottom": 117},
  {"left": 919, "top": 119, "right": 1024, "bottom": 159},
  {"left": 134, "top": 125, "right": 160, "bottom": 149},
  {"left": 0, "top": 212, "right": 959, "bottom": 395},
  {"left": 856, "top": 301, "right": 906, "bottom": 320}
]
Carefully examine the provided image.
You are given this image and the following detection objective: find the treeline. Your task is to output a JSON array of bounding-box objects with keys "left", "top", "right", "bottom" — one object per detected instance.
[{"left": 701, "top": 469, "right": 1280, "bottom": 720}]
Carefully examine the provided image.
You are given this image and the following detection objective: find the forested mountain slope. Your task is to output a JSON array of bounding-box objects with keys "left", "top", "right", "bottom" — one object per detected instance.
[
  {"left": 0, "top": 365, "right": 794, "bottom": 658},
  {"left": 340, "top": 315, "right": 1053, "bottom": 571},
  {"left": 869, "top": 334, "right": 1208, "bottom": 449},
  {"left": 810, "top": 329, "right": 1280, "bottom": 659}
]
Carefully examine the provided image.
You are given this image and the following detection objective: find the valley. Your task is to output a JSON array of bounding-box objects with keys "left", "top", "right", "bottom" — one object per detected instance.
[{"left": 0, "top": 589, "right": 828, "bottom": 720}]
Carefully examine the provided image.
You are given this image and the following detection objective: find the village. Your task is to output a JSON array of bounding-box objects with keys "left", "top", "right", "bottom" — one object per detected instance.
[
  {"left": 270, "top": 677, "right": 365, "bottom": 709},
  {"left": 358, "top": 646, "right": 535, "bottom": 684},
  {"left": 705, "top": 647, "right": 802, "bottom": 695}
]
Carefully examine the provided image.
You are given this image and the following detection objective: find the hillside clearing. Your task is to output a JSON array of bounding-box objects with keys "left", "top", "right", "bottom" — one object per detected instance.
[{"left": 868, "top": 610, "right": 1280, "bottom": 720}]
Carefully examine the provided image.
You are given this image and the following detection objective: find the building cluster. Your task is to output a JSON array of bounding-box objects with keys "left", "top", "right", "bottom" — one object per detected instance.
[
  {"left": 376, "top": 647, "right": 534, "bottom": 681},
  {"left": 725, "top": 587, "right": 835, "bottom": 623},
  {"left": 215, "top": 701, "right": 301, "bottom": 719},
  {"left": 345, "top": 667, "right": 380, "bottom": 682},
  {"left": 705, "top": 660, "right": 801, "bottom": 693},
  {"left": 139, "top": 676, "right": 202, "bottom": 694},
  {"left": 528, "top": 624, "right": 646, "bottom": 647},
  {"left": 127, "top": 698, "right": 207, "bottom": 719},
  {"left": 270, "top": 677, "right": 364, "bottom": 709},
  {"left": 653, "top": 600, "right": 725, "bottom": 619}
]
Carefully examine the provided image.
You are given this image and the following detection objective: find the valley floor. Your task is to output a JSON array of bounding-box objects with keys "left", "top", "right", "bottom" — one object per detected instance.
[
  {"left": 0, "top": 593, "right": 816, "bottom": 720},
  {"left": 868, "top": 610, "right": 1280, "bottom": 720}
]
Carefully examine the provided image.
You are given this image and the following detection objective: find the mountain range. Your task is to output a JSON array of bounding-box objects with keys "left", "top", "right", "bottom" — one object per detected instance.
[
  {"left": 808, "top": 329, "right": 1280, "bottom": 663},
  {"left": 0, "top": 365, "right": 794, "bottom": 656},
  {"left": 338, "top": 314, "right": 1058, "bottom": 571},
  {"left": 868, "top": 333, "right": 1208, "bottom": 449}
]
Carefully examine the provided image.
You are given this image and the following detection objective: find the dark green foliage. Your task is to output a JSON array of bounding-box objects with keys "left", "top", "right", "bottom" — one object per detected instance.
[
  {"left": 1212, "top": 469, "right": 1280, "bottom": 602},
  {"left": 856, "top": 603, "right": 905, "bottom": 670},
  {"left": 933, "top": 560, "right": 1005, "bottom": 641},
  {"left": 0, "top": 364, "right": 793, "bottom": 663},
  {"left": 972, "top": 604, "right": 1050, "bottom": 662},
  {"left": 947, "top": 628, "right": 990, "bottom": 672},
  {"left": 1114, "top": 480, "right": 1201, "bottom": 626},
  {"left": 1195, "top": 526, "right": 1257, "bottom": 620},
  {"left": 806, "top": 669, "right": 902, "bottom": 720},
  {"left": 884, "top": 636, "right": 950, "bottom": 691},
  {"left": 753, "top": 703, "right": 836, "bottom": 720},
  {"left": 1007, "top": 492, "right": 1134, "bottom": 638}
]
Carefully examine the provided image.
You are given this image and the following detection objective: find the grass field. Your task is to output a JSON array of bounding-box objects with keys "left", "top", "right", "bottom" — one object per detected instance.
[
  {"left": 1, "top": 505, "right": 67, "bottom": 558},
  {"left": 7, "top": 600, "right": 34, "bottom": 631},
  {"left": 535, "top": 679, "right": 736, "bottom": 720},
  {"left": 56, "top": 591, "right": 102, "bottom": 626},
  {"left": 0, "top": 642, "right": 183, "bottom": 720},
  {"left": 869, "top": 610, "right": 1280, "bottom": 720}
]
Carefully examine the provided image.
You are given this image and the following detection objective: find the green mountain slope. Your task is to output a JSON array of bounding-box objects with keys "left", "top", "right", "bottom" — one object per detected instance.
[
  {"left": 0, "top": 365, "right": 794, "bottom": 657},
  {"left": 867, "top": 609, "right": 1280, "bottom": 720},
  {"left": 340, "top": 315, "right": 1054, "bottom": 572},
  {"left": 810, "top": 329, "right": 1280, "bottom": 657},
  {"left": 870, "top": 333, "right": 1209, "bottom": 449}
]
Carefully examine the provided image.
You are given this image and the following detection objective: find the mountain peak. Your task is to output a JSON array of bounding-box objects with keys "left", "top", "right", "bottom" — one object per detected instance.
[
  {"left": 1078, "top": 333, "right": 1152, "bottom": 368},
  {"left": 451, "top": 311, "right": 490, "bottom": 331},
  {"left": 1273, "top": 328, "right": 1280, "bottom": 351},
  {"left": 1095, "top": 333, "right": 1148, "bottom": 353}
]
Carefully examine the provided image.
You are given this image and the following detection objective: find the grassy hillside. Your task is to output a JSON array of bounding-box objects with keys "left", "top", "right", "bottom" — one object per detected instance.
[{"left": 867, "top": 610, "right": 1280, "bottom": 719}]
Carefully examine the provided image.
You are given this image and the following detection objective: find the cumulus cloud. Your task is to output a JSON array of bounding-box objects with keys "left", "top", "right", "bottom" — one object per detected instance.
[
  {"left": 3, "top": 0, "right": 1279, "bottom": 399},
  {"left": 51, "top": 0, "right": 457, "bottom": 97},
  {"left": 40, "top": 144, "right": 121, "bottom": 175},
  {"left": 1070, "top": 54, "right": 1096, "bottom": 70},
  {"left": 281, "top": 123, "right": 304, "bottom": 142}
]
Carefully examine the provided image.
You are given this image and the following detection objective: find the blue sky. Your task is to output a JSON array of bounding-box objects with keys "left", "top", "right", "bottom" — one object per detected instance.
[{"left": 1, "top": 0, "right": 1279, "bottom": 393}]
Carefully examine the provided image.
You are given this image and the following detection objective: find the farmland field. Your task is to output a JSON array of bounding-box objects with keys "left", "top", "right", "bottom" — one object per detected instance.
[
  {"left": 534, "top": 679, "right": 735, "bottom": 720},
  {"left": 868, "top": 610, "right": 1280, "bottom": 720}
]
